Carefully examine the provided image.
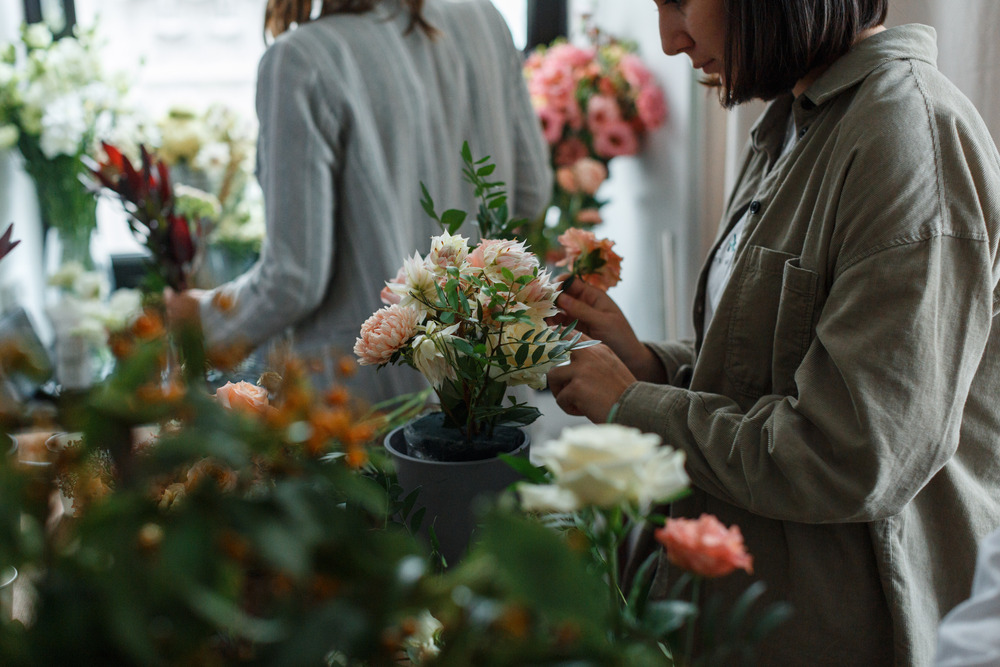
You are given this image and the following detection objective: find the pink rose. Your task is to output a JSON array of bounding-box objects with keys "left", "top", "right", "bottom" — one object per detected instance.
[
  {"left": 636, "top": 85, "right": 668, "bottom": 130},
  {"left": 215, "top": 381, "right": 270, "bottom": 415},
  {"left": 593, "top": 120, "right": 639, "bottom": 158},
  {"left": 572, "top": 158, "right": 608, "bottom": 196},
  {"left": 354, "top": 304, "right": 420, "bottom": 366},
  {"left": 553, "top": 137, "right": 589, "bottom": 167},
  {"left": 654, "top": 514, "right": 754, "bottom": 579}
]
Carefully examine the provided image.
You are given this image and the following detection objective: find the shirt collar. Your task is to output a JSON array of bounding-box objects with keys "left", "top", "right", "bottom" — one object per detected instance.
[{"left": 749, "top": 24, "right": 939, "bottom": 154}]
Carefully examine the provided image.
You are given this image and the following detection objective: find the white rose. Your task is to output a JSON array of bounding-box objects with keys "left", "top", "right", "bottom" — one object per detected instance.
[
  {"left": 525, "top": 424, "right": 689, "bottom": 511},
  {"left": 517, "top": 483, "right": 581, "bottom": 512},
  {"left": 402, "top": 610, "right": 443, "bottom": 661}
]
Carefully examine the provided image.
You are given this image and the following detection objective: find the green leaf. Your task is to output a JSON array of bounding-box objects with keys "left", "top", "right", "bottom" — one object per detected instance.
[
  {"left": 419, "top": 182, "right": 438, "bottom": 221},
  {"left": 531, "top": 345, "right": 545, "bottom": 364},
  {"left": 461, "top": 141, "right": 473, "bottom": 163},
  {"left": 441, "top": 208, "right": 467, "bottom": 234},
  {"left": 477, "top": 164, "right": 496, "bottom": 177},
  {"left": 514, "top": 344, "right": 529, "bottom": 366},
  {"left": 498, "top": 454, "right": 550, "bottom": 484}
]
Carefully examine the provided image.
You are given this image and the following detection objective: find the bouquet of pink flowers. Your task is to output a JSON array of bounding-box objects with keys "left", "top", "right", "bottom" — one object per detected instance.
[
  {"left": 521, "top": 34, "right": 667, "bottom": 261},
  {"left": 355, "top": 145, "right": 589, "bottom": 444}
]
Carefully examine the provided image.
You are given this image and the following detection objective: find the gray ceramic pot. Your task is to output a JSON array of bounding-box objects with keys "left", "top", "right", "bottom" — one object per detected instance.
[{"left": 384, "top": 422, "right": 530, "bottom": 566}]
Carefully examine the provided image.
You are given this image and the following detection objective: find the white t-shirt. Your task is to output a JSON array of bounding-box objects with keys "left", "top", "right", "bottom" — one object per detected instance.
[{"left": 703, "top": 113, "right": 799, "bottom": 330}]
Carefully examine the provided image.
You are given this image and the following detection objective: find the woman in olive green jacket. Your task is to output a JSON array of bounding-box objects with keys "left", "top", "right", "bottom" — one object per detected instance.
[{"left": 549, "top": 1, "right": 1000, "bottom": 665}]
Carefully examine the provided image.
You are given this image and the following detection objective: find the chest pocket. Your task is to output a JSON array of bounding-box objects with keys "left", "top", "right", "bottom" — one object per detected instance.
[{"left": 724, "top": 246, "right": 819, "bottom": 399}]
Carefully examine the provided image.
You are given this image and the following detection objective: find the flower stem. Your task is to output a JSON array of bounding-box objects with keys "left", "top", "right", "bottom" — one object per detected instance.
[{"left": 684, "top": 577, "right": 701, "bottom": 666}]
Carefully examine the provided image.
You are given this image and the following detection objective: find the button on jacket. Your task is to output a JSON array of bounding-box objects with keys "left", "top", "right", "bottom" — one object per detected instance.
[
  {"left": 198, "top": 0, "right": 551, "bottom": 401},
  {"left": 616, "top": 25, "right": 1000, "bottom": 666}
]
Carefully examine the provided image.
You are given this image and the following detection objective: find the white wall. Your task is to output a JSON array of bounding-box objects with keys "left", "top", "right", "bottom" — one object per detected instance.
[{"left": 569, "top": 0, "right": 696, "bottom": 341}]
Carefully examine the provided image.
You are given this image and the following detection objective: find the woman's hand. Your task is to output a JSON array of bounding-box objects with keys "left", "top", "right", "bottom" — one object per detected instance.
[
  {"left": 164, "top": 288, "right": 206, "bottom": 332},
  {"left": 549, "top": 276, "right": 666, "bottom": 383},
  {"left": 547, "top": 336, "right": 636, "bottom": 423}
]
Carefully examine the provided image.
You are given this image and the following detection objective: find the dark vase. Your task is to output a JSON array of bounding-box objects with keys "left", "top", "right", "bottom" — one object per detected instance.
[{"left": 384, "top": 416, "right": 530, "bottom": 566}]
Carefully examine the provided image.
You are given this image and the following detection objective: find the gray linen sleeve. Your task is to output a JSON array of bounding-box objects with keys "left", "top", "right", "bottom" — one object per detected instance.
[{"left": 199, "top": 39, "right": 338, "bottom": 351}]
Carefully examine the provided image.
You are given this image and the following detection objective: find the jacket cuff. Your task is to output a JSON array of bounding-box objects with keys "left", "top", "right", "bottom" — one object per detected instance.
[{"left": 612, "top": 381, "right": 687, "bottom": 438}]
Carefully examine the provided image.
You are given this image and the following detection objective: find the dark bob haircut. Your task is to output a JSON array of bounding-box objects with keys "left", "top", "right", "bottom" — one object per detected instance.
[{"left": 720, "top": 0, "right": 889, "bottom": 107}]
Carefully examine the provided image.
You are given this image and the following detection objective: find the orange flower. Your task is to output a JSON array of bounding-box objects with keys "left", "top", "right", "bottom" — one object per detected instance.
[
  {"left": 133, "top": 310, "right": 165, "bottom": 340},
  {"left": 556, "top": 228, "right": 623, "bottom": 292},
  {"left": 337, "top": 356, "right": 357, "bottom": 378},
  {"left": 324, "top": 386, "right": 350, "bottom": 406},
  {"left": 215, "top": 381, "right": 270, "bottom": 415},
  {"left": 654, "top": 514, "right": 753, "bottom": 578}
]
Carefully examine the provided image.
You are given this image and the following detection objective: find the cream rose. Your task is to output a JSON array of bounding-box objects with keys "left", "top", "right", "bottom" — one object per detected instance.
[{"left": 518, "top": 424, "right": 689, "bottom": 511}]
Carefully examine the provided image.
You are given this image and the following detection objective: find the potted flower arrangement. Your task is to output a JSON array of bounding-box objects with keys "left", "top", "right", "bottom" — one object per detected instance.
[
  {"left": 0, "top": 21, "right": 135, "bottom": 269},
  {"left": 354, "top": 143, "right": 593, "bottom": 563},
  {"left": 520, "top": 29, "right": 668, "bottom": 262}
]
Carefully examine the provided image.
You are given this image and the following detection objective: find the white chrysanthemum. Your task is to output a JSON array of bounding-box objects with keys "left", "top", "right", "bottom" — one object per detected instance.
[
  {"left": 387, "top": 252, "right": 438, "bottom": 317},
  {"left": 410, "top": 322, "right": 460, "bottom": 388}
]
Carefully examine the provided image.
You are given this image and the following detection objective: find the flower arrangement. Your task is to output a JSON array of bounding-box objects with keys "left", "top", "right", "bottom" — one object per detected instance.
[
  {"left": 88, "top": 142, "right": 202, "bottom": 292},
  {"left": 155, "top": 105, "right": 263, "bottom": 284},
  {"left": 355, "top": 144, "right": 590, "bottom": 446},
  {"left": 520, "top": 31, "right": 668, "bottom": 261},
  {"left": 515, "top": 423, "right": 790, "bottom": 665},
  {"left": 0, "top": 22, "right": 135, "bottom": 264}
]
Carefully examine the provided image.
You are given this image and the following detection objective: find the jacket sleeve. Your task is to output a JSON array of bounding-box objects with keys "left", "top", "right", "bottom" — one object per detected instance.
[
  {"left": 615, "top": 106, "right": 1000, "bottom": 523},
  {"left": 199, "top": 38, "right": 338, "bottom": 351}
]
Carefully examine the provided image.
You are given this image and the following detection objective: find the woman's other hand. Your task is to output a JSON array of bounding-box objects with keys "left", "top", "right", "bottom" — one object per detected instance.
[
  {"left": 549, "top": 275, "right": 666, "bottom": 383},
  {"left": 164, "top": 288, "right": 206, "bottom": 332},
  {"left": 547, "top": 335, "right": 636, "bottom": 422}
]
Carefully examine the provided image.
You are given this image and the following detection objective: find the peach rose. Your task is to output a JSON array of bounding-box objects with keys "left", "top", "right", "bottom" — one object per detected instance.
[
  {"left": 555, "top": 166, "right": 579, "bottom": 194},
  {"left": 572, "top": 158, "right": 608, "bottom": 196},
  {"left": 215, "top": 381, "right": 270, "bottom": 415},
  {"left": 354, "top": 304, "right": 420, "bottom": 366},
  {"left": 655, "top": 514, "right": 754, "bottom": 578},
  {"left": 556, "top": 228, "right": 623, "bottom": 292}
]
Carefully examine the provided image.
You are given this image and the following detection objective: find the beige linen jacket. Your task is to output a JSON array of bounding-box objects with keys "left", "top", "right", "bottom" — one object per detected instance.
[{"left": 616, "top": 26, "right": 1000, "bottom": 666}]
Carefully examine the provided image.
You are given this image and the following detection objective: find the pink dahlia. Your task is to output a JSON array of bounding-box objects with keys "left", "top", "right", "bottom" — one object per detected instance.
[
  {"left": 536, "top": 105, "right": 567, "bottom": 145},
  {"left": 619, "top": 53, "right": 654, "bottom": 90},
  {"left": 354, "top": 304, "right": 420, "bottom": 366}
]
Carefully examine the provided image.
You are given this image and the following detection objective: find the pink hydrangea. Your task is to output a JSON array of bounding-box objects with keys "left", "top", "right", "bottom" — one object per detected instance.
[
  {"left": 354, "top": 304, "right": 420, "bottom": 366},
  {"left": 654, "top": 514, "right": 754, "bottom": 579},
  {"left": 593, "top": 120, "right": 639, "bottom": 158}
]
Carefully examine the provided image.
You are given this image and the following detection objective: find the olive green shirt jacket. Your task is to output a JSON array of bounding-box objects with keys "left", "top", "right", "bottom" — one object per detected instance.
[{"left": 616, "top": 25, "right": 1000, "bottom": 666}]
